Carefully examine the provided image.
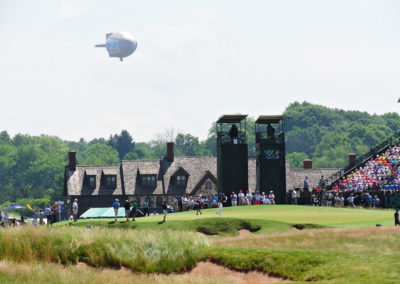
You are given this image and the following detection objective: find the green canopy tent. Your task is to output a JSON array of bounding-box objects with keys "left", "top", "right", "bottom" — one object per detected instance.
[{"left": 80, "top": 207, "right": 126, "bottom": 219}]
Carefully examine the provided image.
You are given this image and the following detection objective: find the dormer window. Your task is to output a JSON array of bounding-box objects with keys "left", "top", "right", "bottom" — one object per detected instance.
[
  {"left": 176, "top": 175, "right": 186, "bottom": 186},
  {"left": 87, "top": 176, "right": 96, "bottom": 189},
  {"left": 142, "top": 175, "right": 156, "bottom": 187},
  {"left": 104, "top": 175, "right": 116, "bottom": 189}
]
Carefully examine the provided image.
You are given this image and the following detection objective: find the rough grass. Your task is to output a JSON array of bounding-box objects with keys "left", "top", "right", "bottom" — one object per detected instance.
[
  {"left": 0, "top": 261, "right": 229, "bottom": 284},
  {"left": 206, "top": 247, "right": 400, "bottom": 283},
  {"left": 0, "top": 226, "right": 208, "bottom": 273},
  {"left": 2, "top": 206, "right": 400, "bottom": 283}
]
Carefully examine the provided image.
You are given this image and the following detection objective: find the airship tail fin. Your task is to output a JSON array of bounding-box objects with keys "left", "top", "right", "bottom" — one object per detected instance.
[{"left": 95, "top": 44, "right": 106, "bottom": 48}]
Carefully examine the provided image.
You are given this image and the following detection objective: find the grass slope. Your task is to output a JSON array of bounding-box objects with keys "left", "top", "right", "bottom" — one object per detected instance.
[{"left": 1, "top": 206, "right": 398, "bottom": 283}]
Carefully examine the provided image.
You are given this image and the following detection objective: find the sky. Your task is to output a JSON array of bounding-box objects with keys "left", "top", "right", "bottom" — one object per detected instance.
[{"left": 1, "top": 0, "right": 400, "bottom": 142}]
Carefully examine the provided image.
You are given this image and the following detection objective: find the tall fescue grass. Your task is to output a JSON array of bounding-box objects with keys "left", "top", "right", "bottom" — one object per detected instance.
[
  {"left": 0, "top": 261, "right": 228, "bottom": 284},
  {"left": 0, "top": 226, "right": 208, "bottom": 273}
]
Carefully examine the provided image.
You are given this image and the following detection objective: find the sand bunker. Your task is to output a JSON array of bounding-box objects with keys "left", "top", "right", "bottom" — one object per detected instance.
[{"left": 184, "top": 262, "right": 290, "bottom": 283}]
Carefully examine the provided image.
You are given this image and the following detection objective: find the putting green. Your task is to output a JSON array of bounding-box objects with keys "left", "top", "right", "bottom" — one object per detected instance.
[{"left": 126, "top": 205, "right": 395, "bottom": 227}]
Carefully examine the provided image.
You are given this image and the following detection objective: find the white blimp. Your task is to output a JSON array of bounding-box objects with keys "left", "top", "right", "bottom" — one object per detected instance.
[{"left": 95, "top": 32, "right": 137, "bottom": 61}]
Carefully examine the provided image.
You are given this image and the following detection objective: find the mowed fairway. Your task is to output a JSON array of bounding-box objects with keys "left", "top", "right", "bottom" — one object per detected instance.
[{"left": 159, "top": 205, "right": 394, "bottom": 227}]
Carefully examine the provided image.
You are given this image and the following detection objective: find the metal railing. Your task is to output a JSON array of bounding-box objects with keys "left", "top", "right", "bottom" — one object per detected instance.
[{"left": 217, "top": 132, "right": 247, "bottom": 145}]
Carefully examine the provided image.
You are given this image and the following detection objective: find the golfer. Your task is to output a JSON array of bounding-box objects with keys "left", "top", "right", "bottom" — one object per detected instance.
[
  {"left": 113, "top": 199, "right": 119, "bottom": 222},
  {"left": 72, "top": 198, "right": 79, "bottom": 222},
  {"left": 216, "top": 193, "right": 223, "bottom": 215},
  {"left": 124, "top": 200, "right": 130, "bottom": 221},
  {"left": 162, "top": 201, "right": 168, "bottom": 223}
]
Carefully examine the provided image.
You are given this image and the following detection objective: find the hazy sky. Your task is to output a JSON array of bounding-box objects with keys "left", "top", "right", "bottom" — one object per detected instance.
[{"left": 1, "top": 0, "right": 400, "bottom": 142}]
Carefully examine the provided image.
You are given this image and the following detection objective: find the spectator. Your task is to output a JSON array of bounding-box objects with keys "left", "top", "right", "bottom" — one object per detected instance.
[
  {"left": 39, "top": 209, "right": 44, "bottom": 225},
  {"left": 45, "top": 205, "right": 53, "bottom": 226},
  {"left": 319, "top": 175, "right": 326, "bottom": 189},
  {"left": 304, "top": 176, "right": 309, "bottom": 191},
  {"left": 269, "top": 191, "right": 275, "bottom": 205},
  {"left": 395, "top": 208, "right": 399, "bottom": 226},
  {"left": 291, "top": 190, "right": 297, "bottom": 205},
  {"left": 4, "top": 212, "right": 8, "bottom": 227},
  {"left": 231, "top": 192, "right": 237, "bottom": 206},
  {"left": 238, "top": 190, "right": 244, "bottom": 206},
  {"left": 254, "top": 192, "right": 261, "bottom": 205},
  {"left": 246, "top": 190, "right": 253, "bottom": 205},
  {"left": 143, "top": 200, "right": 150, "bottom": 216}
]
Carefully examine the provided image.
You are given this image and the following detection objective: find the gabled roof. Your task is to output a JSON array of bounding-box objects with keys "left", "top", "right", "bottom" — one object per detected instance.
[
  {"left": 171, "top": 166, "right": 190, "bottom": 177},
  {"left": 65, "top": 165, "right": 124, "bottom": 196},
  {"left": 190, "top": 170, "right": 217, "bottom": 195},
  {"left": 122, "top": 160, "right": 163, "bottom": 195},
  {"left": 162, "top": 156, "right": 217, "bottom": 195}
]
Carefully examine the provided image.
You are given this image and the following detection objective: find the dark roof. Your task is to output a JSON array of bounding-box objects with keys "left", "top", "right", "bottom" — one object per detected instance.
[
  {"left": 217, "top": 114, "right": 248, "bottom": 124},
  {"left": 85, "top": 169, "right": 97, "bottom": 176},
  {"left": 122, "top": 160, "right": 164, "bottom": 195},
  {"left": 162, "top": 156, "right": 217, "bottom": 195},
  {"left": 255, "top": 115, "right": 284, "bottom": 124},
  {"left": 65, "top": 155, "right": 341, "bottom": 197},
  {"left": 66, "top": 165, "right": 124, "bottom": 196}
]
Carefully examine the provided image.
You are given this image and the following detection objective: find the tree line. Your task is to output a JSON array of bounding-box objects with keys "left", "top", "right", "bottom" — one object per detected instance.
[{"left": 0, "top": 101, "right": 399, "bottom": 206}]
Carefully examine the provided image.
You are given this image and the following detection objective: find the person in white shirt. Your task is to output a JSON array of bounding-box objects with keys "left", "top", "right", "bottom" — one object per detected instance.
[
  {"left": 231, "top": 192, "right": 238, "bottom": 206},
  {"left": 290, "top": 190, "right": 297, "bottom": 205},
  {"left": 238, "top": 190, "right": 244, "bottom": 206},
  {"left": 72, "top": 198, "right": 79, "bottom": 222},
  {"left": 260, "top": 192, "right": 265, "bottom": 204},
  {"left": 268, "top": 191, "right": 275, "bottom": 205},
  {"left": 246, "top": 190, "right": 253, "bottom": 205}
]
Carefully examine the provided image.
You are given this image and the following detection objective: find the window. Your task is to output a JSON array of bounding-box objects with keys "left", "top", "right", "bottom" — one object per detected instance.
[
  {"left": 205, "top": 181, "right": 212, "bottom": 190},
  {"left": 104, "top": 175, "right": 116, "bottom": 189},
  {"left": 142, "top": 175, "right": 156, "bottom": 187},
  {"left": 87, "top": 176, "right": 96, "bottom": 189},
  {"left": 176, "top": 175, "right": 186, "bottom": 186}
]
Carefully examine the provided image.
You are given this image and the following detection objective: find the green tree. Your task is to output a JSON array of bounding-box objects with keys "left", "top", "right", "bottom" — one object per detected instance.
[
  {"left": 0, "top": 131, "right": 11, "bottom": 144},
  {"left": 175, "top": 133, "right": 200, "bottom": 156},
  {"left": 83, "top": 144, "right": 120, "bottom": 165},
  {"left": 107, "top": 130, "right": 135, "bottom": 161},
  {"left": 287, "top": 152, "right": 308, "bottom": 168}
]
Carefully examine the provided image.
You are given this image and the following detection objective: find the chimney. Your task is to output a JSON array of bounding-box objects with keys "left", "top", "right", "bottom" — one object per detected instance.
[
  {"left": 303, "top": 159, "right": 312, "bottom": 169},
  {"left": 69, "top": 151, "right": 76, "bottom": 171},
  {"left": 166, "top": 142, "right": 174, "bottom": 161},
  {"left": 348, "top": 153, "right": 356, "bottom": 168}
]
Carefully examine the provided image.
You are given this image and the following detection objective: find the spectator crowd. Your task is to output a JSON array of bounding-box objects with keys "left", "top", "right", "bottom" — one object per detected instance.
[{"left": 306, "top": 143, "right": 400, "bottom": 208}]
